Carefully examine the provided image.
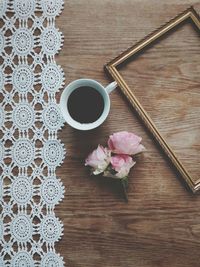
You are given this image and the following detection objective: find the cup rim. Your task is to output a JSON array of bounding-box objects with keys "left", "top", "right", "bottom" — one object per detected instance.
[{"left": 60, "top": 79, "right": 110, "bottom": 131}]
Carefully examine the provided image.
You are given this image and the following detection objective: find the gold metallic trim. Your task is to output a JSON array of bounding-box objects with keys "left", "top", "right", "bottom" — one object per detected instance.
[{"left": 105, "top": 7, "right": 200, "bottom": 192}]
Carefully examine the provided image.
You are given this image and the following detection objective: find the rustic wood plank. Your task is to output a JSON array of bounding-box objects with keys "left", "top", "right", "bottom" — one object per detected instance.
[{"left": 55, "top": 1, "right": 200, "bottom": 266}]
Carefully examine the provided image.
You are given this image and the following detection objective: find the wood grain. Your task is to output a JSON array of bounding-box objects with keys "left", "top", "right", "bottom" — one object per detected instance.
[{"left": 55, "top": 1, "right": 200, "bottom": 266}]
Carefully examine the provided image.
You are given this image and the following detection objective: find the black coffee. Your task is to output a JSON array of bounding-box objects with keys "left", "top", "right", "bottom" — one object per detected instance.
[{"left": 67, "top": 86, "right": 104, "bottom": 123}]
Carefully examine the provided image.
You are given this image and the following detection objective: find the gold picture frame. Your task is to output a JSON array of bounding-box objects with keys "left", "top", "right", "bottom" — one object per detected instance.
[{"left": 105, "top": 7, "right": 200, "bottom": 193}]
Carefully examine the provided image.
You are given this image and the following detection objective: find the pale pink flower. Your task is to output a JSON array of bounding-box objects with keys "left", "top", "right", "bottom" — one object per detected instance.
[
  {"left": 108, "top": 131, "right": 145, "bottom": 155},
  {"left": 85, "top": 145, "right": 111, "bottom": 175},
  {"left": 111, "top": 154, "right": 135, "bottom": 178}
]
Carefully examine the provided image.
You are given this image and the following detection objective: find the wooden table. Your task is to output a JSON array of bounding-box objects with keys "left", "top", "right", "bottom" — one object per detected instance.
[{"left": 56, "top": 1, "right": 200, "bottom": 266}]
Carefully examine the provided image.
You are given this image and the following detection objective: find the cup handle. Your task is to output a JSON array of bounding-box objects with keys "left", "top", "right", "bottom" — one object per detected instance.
[{"left": 105, "top": 81, "right": 118, "bottom": 94}]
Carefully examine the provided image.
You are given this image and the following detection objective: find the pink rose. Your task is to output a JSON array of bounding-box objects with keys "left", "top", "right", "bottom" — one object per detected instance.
[
  {"left": 111, "top": 154, "right": 135, "bottom": 178},
  {"left": 108, "top": 131, "right": 145, "bottom": 155},
  {"left": 85, "top": 145, "right": 111, "bottom": 175}
]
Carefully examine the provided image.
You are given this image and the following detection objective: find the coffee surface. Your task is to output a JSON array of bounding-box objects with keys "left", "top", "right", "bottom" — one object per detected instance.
[{"left": 67, "top": 86, "right": 104, "bottom": 123}]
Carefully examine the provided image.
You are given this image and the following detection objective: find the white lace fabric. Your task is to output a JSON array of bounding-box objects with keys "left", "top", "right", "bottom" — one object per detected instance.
[{"left": 0, "top": 0, "right": 66, "bottom": 266}]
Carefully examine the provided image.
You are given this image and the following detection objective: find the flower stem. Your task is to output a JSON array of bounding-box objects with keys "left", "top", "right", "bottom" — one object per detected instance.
[{"left": 121, "top": 177, "right": 128, "bottom": 202}]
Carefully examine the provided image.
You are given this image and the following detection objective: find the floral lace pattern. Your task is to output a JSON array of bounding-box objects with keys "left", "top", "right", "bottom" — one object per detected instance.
[{"left": 0, "top": 0, "right": 66, "bottom": 265}]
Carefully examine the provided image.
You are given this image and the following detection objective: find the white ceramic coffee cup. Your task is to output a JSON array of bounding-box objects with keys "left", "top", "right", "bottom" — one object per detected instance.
[{"left": 60, "top": 79, "right": 117, "bottom": 130}]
